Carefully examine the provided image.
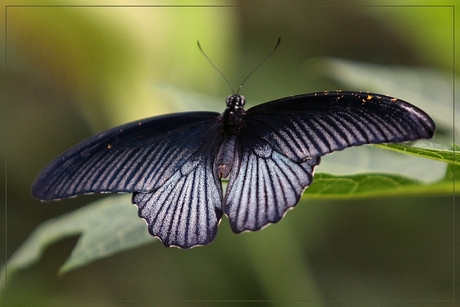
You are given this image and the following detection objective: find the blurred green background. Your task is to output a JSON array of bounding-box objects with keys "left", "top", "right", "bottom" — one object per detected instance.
[{"left": 1, "top": 0, "right": 458, "bottom": 306}]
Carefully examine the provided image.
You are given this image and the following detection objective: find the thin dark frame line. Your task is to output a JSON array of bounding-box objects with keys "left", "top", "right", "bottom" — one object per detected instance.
[
  {"left": 172, "top": 299, "right": 458, "bottom": 303},
  {"left": 3, "top": 4, "right": 454, "bottom": 8},
  {"left": 2, "top": 2, "right": 8, "bottom": 293},
  {"left": 451, "top": 4, "right": 457, "bottom": 303},
  {"left": 5, "top": 4, "right": 236, "bottom": 8},
  {"left": 1, "top": 3, "right": 456, "bottom": 303}
]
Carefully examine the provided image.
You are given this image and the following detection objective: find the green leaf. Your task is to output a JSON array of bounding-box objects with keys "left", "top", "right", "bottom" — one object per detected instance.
[
  {"left": 374, "top": 143, "right": 460, "bottom": 165},
  {"left": 0, "top": 195, "right": 155, "bottom": 293},
  {"left": 306, "top": 144, "right": 459, "bottom": 199},
  {"left": 306, "top": 171, "right": 455, "bottom": 199}
]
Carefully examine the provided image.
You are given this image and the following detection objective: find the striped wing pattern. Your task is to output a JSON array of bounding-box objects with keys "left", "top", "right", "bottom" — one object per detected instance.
[
  {"left": 246, "top": 92, "right": 436, "bottom": 162},
  {"left": 224, "top": 138, "right": 320, "bottom": 233},
  {"left": 31, "top": 112, "right": 221, "bottom": 200},
  {"left": 133, "top": 153, "right": 222, "bottom": 248}
]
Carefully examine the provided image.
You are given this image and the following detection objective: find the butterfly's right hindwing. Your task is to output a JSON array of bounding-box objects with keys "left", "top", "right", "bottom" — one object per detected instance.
[{"left": 224, "top": 130, "right": 320, "bottom": 233}]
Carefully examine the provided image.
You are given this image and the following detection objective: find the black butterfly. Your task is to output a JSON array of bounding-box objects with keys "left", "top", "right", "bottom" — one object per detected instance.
[{"left": 31, "top": 89, "right": 435, "bottom": 248}]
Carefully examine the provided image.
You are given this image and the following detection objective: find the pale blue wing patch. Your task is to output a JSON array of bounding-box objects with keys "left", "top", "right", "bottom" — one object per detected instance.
[
  {"left": 224, "top": 142, "right": 320, "bottom": 233},
  {"left": 133, "top": 155, "right": 222, "bottom": 248}
]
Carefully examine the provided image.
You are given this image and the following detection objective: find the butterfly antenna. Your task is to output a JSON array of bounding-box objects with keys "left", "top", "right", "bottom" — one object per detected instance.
[
  {"left": 236, "top": 37, "right": 281, "bottom": 94},
  {"left": 197, "top": 41, "right": 235, "bottom": 94}
]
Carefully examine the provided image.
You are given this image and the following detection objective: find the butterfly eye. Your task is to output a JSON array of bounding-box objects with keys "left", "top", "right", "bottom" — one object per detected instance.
[
  {"left": 237, "top": 95, "right": 246, "bottom": 108},
  {"left": 225, "top": 95, "right": 233, "bottom": 107}
]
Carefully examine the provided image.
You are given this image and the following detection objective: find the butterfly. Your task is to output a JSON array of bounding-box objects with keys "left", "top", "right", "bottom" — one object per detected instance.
[{"left": 31, "top": 89, "right": 435, "bottom": 248}]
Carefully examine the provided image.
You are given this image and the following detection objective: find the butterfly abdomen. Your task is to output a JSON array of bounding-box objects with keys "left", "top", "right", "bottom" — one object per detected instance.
[{"left": 216, "top": 135, "right": 237, "bottom": 178}]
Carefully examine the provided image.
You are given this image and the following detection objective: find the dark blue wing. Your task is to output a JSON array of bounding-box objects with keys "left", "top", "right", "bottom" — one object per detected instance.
[
  {"left": 244, "top": 91, "right": 435, "bottom": 162},
  {"left": 31, "top": 112, "right": 222, "bottom": 200},
  {"left": 224, "top": 91, "right": 435, "bottom": 233}
]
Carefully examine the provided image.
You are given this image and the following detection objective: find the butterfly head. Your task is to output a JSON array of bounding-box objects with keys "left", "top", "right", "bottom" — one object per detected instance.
[
  {"left": 222, "top": 94, "right": 246, "bottom": 135},
  {"left": 226, "top": 94, "right": 246, "bottom": 111}
]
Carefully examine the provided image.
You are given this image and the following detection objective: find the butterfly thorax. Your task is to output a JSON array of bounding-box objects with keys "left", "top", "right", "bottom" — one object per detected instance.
[
  {"left": 216, "top": 94, "right": 246, "bottom": 179},
  {"left": 222, "top": 94, "right": 246, "bottom": 135}
]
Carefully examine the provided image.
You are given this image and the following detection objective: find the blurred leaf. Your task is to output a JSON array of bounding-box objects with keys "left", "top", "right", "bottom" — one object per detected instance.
[
  {"left": 152, "top": 82, "right": 224, "bottom": 113},
  {"left": 0, "top": 195, "right": 155, "bottom": 294}
]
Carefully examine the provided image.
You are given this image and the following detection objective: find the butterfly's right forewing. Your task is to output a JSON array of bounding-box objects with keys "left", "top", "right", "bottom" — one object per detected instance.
[{"left": 32, "top": 111, "right": 225, "bottom": 248}]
